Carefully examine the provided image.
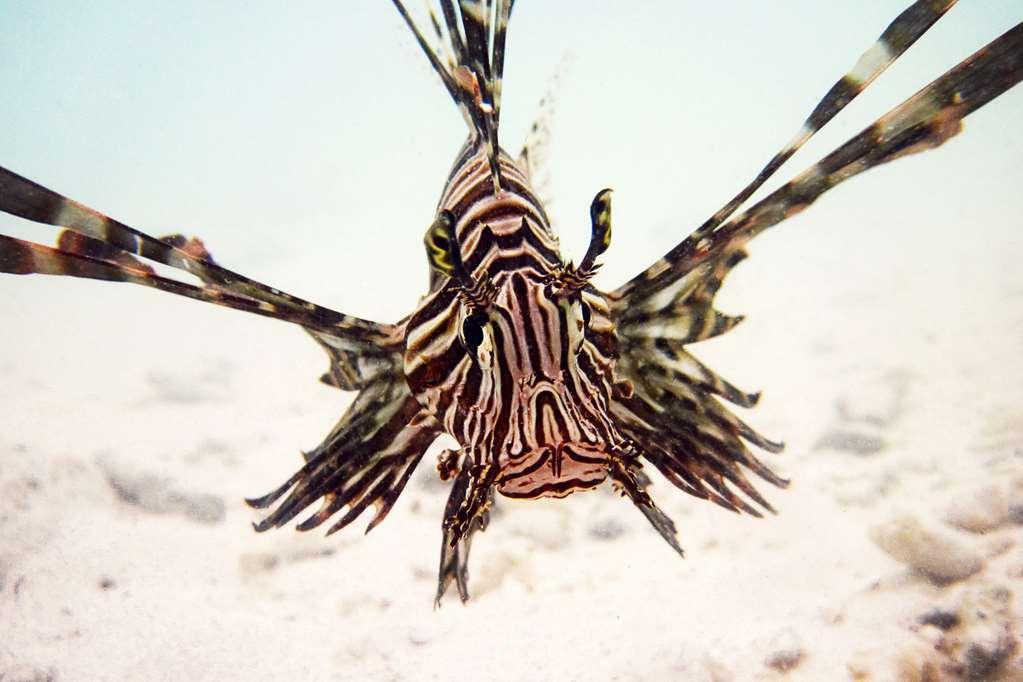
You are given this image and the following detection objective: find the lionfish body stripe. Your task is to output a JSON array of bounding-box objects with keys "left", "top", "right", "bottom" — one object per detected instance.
[{"left": 1, "top": 1, "right": 1020, "bottom": 603}]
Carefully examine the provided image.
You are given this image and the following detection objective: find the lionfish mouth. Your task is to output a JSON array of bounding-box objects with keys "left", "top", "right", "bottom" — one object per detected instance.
[{"left": 496, "top": 442, "right": 609, "bottom": 499}]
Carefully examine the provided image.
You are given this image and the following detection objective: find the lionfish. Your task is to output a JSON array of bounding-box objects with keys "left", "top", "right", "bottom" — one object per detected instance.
[{"left": 1, "top": 1, "right": 1020, "bottom": 604}]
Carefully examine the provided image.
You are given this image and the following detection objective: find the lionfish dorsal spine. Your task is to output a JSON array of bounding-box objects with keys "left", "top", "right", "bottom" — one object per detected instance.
[{"left": 392, "top": 0, "right": 514, "bottom": 192}]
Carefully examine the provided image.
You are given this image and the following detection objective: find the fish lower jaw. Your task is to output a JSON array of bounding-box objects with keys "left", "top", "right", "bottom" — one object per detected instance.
[{"left": 496, "top": 444, "right": 608, "bottom": 499}]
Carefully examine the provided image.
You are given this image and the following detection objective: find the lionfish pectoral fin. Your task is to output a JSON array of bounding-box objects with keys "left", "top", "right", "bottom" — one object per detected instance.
[
  {"left": 0, "top": 165, "right": 392, "bottom": 342},
  {"left": 435, "top": 460, "right": 493, "bottom": 606},
  {"left": 247, "top": 386, "right": 440, "bottom": 540},
  {"left": 681, "top": 0, "right": 962, "bottom": 247},
  {"left": 616, "top": 18, "right": 1023, "bottom": 302},
  {"left": 0, "top": 166, "right": 405, "bottom": 393},
  {"left": 608, "top": 459, "right": 685, "bottom": 559}
]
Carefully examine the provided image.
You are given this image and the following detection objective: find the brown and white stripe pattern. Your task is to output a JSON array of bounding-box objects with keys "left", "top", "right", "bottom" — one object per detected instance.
[
  {"left": 403, "top": 139, "right": 633, "bottom": 514},
  {"left": 0, "top": 1, "right": 1019, "bottom": 605}
]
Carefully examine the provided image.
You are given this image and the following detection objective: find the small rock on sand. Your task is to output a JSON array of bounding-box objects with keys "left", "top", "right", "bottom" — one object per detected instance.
[
  {"left": 944, "top": 485, "right": 1010, "bottom": 534},
  {"left": 588, "top": 517, "right": 627, "bottom": 541},
  {"left": 870, "top": 515, "right": 984, "bottom": 584},
  {"left": 950, "top": 584, "right": 1018, "bottom": 680},
  {"left": 765, "top": 648, "right": 805, "bottom": 673},
  {"left": 915, "top": 584, "right": 1020, "bottom": 680},
  {"left": 918, "top": 607, "right": 959, "bottom": 631},
  {"left": 762, "top": 630, "right": 805, "bottom": 674},
  {"left": 97, "top": 455, "right": 225, "bottom": 525},
  {"left": 815, "top": 429, "right": 886, "bottom": 456}
]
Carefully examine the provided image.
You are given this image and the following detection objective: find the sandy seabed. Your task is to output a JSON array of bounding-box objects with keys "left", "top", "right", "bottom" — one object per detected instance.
[
  {"left": 1, "top": 4, "right": 1022, "bottom": 680},
  {"left": 2, "top": 222, "right": 1021, "bottom": 681}
]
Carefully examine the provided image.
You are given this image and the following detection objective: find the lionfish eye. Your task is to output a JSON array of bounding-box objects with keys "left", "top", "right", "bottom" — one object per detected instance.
[{"left": 460, "top": 311, "right": 488, "bottom": 353}]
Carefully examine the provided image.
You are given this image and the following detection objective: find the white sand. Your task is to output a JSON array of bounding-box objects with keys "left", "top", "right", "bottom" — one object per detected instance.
[
  {"left": 4, "top": 203, "right": 1021, "bottom": 681},
  {"left": 2, "top": 3, "right": 1022, "bottom": 680}
]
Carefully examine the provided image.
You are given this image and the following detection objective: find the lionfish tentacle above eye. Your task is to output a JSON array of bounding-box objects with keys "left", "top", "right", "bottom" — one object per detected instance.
[
  {"left": 550, "top": 188, "right": 613, "bottom": 296},
  {"left": 424, "top": 209, "right": 496, "bottom": 308}
]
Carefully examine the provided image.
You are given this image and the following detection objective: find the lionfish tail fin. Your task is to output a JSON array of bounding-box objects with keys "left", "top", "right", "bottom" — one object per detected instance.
[{"left": 392, "top": 0, "right": 514, "bottom": 191}]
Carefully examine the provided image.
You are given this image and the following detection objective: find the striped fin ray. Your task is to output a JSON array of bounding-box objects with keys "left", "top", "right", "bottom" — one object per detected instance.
[
  {"left": 620, "top": 340, "right": 785, "bottom": 474},
  {"left": 0, "top": 166, "right": 390, "bottom": 342},
  {"left": 489, "top": 0, "right": 513, "bottom": 128},
  {"left": 455, "top": 0, "right": 510, "bottom": 191},
  {"left": 613, "top": 20, "right": 1022, "bottom": 319},
  {"left": 246, "top": 379, "right": 440, "bottom": 536},
  {"left": 393, "top": 1, "right": 514, "bottom": 191},
  {"left": 614, "top": 243, "right": 748, "bottom": 353},
  {"left": 0, "top": 230, "right": 403, "bottom": 394},
  {"left": 309, "top": 325, "right": 407, "bottom": 392},
  {"left": 436, "top": 459, "right": 492, "bottom": 604},
  {"left": 0, "top": 233, "right": 361, "bottom": 335},
  {"left": 671, "top": 20, "right": 1023, "bottom": 275},
  {"left": 618, "top": 0, "right": 960, "bottom": 301},
  {"left": 437, "top": 1, "right": 467, "bottom": 66},
  {"left": 392, "top": 1, "right": 468, "bottom": 119},
  {"left": 627, "top": 339, "right": 762, "bottom": 412},
  {"left": 607, "top": 458, "right": 685, "bottom": 558},
  {"left": 614, "top": 384, "right": 787, "bottom": 518}
]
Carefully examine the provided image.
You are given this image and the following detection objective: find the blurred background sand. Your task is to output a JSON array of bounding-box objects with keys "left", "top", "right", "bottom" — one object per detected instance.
[{"left": 1, "top": 2, "right": 1021, "bottom": 680}]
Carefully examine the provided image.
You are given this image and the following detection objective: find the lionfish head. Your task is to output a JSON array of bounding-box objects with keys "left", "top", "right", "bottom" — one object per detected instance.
[{"left": 405, "top": 190, "right": 635, "bottom": 500}]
